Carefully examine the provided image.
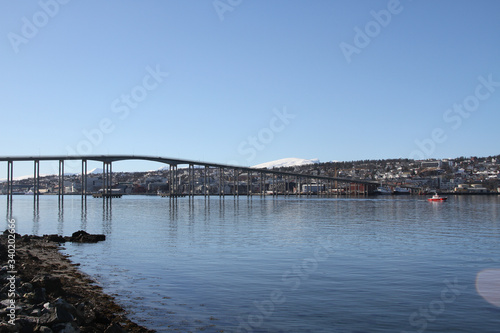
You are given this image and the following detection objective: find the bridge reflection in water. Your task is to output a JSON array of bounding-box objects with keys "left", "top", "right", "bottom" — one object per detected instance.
[{"left": 1, "top": 155, "right": 378, "bottom": 221}]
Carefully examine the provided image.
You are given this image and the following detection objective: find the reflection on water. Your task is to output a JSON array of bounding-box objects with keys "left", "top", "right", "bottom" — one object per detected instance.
[
  {"left": 32, "top": 196, "right": 40, "bottom": 235},
  {"left": 81, "top": 197, "right": 87, "bottom": 231},
  {"left": 1, "top": 195, "right": 500, "bottom": 332}
]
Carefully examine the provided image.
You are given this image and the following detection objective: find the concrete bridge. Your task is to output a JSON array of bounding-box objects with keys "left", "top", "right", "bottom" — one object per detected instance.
[{"left": 0, "top": 155, "right": 379, "bottom": 199}]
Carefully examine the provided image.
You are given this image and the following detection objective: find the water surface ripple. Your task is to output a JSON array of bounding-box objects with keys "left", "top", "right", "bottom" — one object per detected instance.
[{"left": 3, "top": 195, "right": 499, "bottom": 332}]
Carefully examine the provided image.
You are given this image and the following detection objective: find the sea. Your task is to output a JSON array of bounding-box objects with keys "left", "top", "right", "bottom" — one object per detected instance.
[{"left": 2, "top": 195, "right": 500, "bottom": 332}]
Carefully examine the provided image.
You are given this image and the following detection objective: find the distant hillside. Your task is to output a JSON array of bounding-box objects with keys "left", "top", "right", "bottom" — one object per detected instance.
[{"left": 252, "top": 158, "right": 320, "bottom": 169}]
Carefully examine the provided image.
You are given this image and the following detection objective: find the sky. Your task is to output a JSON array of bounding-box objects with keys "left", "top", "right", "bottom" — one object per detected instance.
[{"left": 1, "top": 0, "right": 500, "bottom": 177}]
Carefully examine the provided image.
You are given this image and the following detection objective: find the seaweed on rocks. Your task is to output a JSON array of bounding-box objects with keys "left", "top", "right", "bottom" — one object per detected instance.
[{"left": 0, "top": 231, "right": 155, "bottom": 332}]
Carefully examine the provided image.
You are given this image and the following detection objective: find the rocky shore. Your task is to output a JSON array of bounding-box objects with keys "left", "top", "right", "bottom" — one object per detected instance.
[{"left": 0, "top": 231, "right": 155, "bottom": 332}]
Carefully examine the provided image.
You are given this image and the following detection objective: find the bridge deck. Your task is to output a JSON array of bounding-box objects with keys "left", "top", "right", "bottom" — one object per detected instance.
[{"left": 0, "top": 155, "right": 378, "bottom": 185}]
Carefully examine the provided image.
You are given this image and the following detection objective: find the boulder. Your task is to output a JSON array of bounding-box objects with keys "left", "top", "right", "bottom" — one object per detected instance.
[
  {"left": 38, "top": 305, "right": 74, "bottom": 326},
  {"left": 69, "top": 231, "right": 105, "bottom": 243},
  {"left": 55, "top": 298, "right": 77, "bottom": 320},
  {"left": 75, "top": 302, "right": 95, "bottom": 325},
  {"left": 44, "top": 235, "right": 66, "bottom": 243},
  {"left": 51, "top": 322, "right": 79, "bottom": 333},
  {"left": 33, "top": 288, "right": 47, "bottom": 304},
  {"left": 31, "top": 276, "right": 64, "bottom": 297}
]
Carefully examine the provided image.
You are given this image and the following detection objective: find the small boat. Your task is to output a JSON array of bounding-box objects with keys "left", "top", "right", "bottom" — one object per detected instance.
[{"left": 427, "top": 194, "right": 447, "bottom": 202}]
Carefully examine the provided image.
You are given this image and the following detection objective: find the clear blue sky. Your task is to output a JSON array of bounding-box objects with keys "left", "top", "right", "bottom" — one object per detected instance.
[{"left": 1, "top": 0, "right": 500, "bottom": 177}]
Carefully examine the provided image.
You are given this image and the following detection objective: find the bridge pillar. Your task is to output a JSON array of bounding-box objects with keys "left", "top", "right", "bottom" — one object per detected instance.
[
  {"left": 192, "top": 164, "right": 196, "bottom": 197},
  {"left": 33, "top": 160, "right": 40, "bottom": 213},
  {"left": 260, "top": 172, "right": 265, "bottom": 197},
  {"left": 102, "top": 161, "right": 106, "bottom": 195},
  {"left": 283, "top": 172, "right": 288, "bottom": 198},
  {"left": 188, "top": 164, "right": 193, "bottom": 198},
  {"left": 169, "top": 165, "right": 172, "bottom": 196},
  {"left": 102, "top": 162, "right": 106, "bottom": 195},
  {"left": 219, "top": 167, "right": 223, "bottom": 197},
  {"left": 175, "top": 165, "right": 178, "bottom": 195},
  {"left": 272, "top": 173, "right": 275, "bottom": 198},
  {"left": 33, "top": 160, "right": 40, "bottom": 196},
  {"left": 6, "top": 161, "right": 13, "bottom": 219},
  {"left": 305, "top": 177, "right": 308, "bottom": 197},
  {"left": 109, "top": 162, "right": 112, "bottom": 195},
  {"left": 169, "top": 164, "right": 178, "bottom": 197},
  {"left": 81, "top": 160, "right": 88, "bottom": 199},
  {"left": 298, "top": 177, "right": 301, "bottom": 197},
  {"left": 233, "top": 168, "right": 237, "bottom": 197},
  {"left": 58, "top": 160, "right": 65, "bottom": 201},
  {"left": 204, "top": 165, "right": 208, "bottom": 197},
  {"left": 101, "top": 161, "right": 112, "bottom": 197},
  {"left": 7, "top": 160, "right": 13, "bottom": 197}
]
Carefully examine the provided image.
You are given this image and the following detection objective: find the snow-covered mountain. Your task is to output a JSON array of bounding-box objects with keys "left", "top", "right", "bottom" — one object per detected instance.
[
  {"left": 86, "top": 168, "right": 103, "bottom": 174},
  {"left": 252, "top": 158, "right": 320, "bottom": 169}
]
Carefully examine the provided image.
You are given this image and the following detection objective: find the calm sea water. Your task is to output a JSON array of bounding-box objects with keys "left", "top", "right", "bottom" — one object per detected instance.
[{"left": 2, "top": 195, "right": 500, "bottom": 332}]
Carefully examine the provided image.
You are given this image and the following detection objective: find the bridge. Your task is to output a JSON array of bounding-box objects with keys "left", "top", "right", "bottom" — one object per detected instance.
[{"left": 0, "top": 155, "right": 379, "bottom": 199}]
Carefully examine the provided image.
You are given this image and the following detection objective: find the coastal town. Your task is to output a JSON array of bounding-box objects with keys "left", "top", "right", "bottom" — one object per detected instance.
[
  {"left": 2, "top": 155, "right": 499, "bottom": 196},
  {"left": 297, "top": 155, "right": 500, "bottom": 194}
]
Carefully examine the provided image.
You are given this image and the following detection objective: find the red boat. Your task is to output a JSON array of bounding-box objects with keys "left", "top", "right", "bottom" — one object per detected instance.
[{"left": 427, "top": 194, "right": 447, "bottom": 202}]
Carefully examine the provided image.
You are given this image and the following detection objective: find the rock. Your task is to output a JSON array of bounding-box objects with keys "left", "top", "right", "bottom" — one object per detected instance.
[
  {"left": 70, "top": 231, "right": 88, "bottom": 239},
  {"left": 31, "top": 308, "right": 43, "bottom": 317},
  {"left": 0, "top": 322, "right": 19, "bottom": 332},
  {"left": 0, "top": 232, "right": 153, "bottom": 333},
  {"left": 13, "top": 317, "right": 37, "bottom": 332},
  {"left": 44, "top": 234, "right": 67, "bottom": 243},
  {"left": 20, "top": 282, "right": 34, "bottom": 293},
  {"left": 23, "top": 291, "right": 37, "bottom": 303},
  {"left": 55, "top": 305, "right": 75, "bottom": 323},
  {"left": 75, "top": 302, "right": 95, "bottom": 325},
  {"left": 23, "top": 287, "right": 45, "bottom": 304},
  {"left": 43, "top": 302, "right": 54, "bottom": 311},
  {"left": 55, "top": 298, "right": 77, "bottom": 320},
  {"left": 0, "top": 299, "right": 12, "bottom": 308},
  {"left": 93, "top": 309, "right": 111, "bottom": 326},
  {"left": 36, "top": 326, "right": 54, "bottom": 333},
  {"left": 0, "top": 244, "right": 6, "bottom": 262},
  {"left": 34, "top": 288, "right": 47, "bottom": 304},
  {"left": 31, "top": 275, "right": 64, "bottom": 297},
  {"left": 21, "top": 235, "right": 31, "bottom": 243},
  {"left": 38, "top": 310, "right": 55, "bottom": 326},
  {"left": 2, "top": 231, "right": 20, "bottom": 238},
  {"left": 38, "top": 305, "right": 74, "bottom": 326},
  {"left": 69, "top": 231, "right": 105, "bottom": 243},
  {"left": 51, "top": 322, "right": 80, "bottom": 333},
  {"left": 104, "top": 323, "right": 127, "bottom": 333}
]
